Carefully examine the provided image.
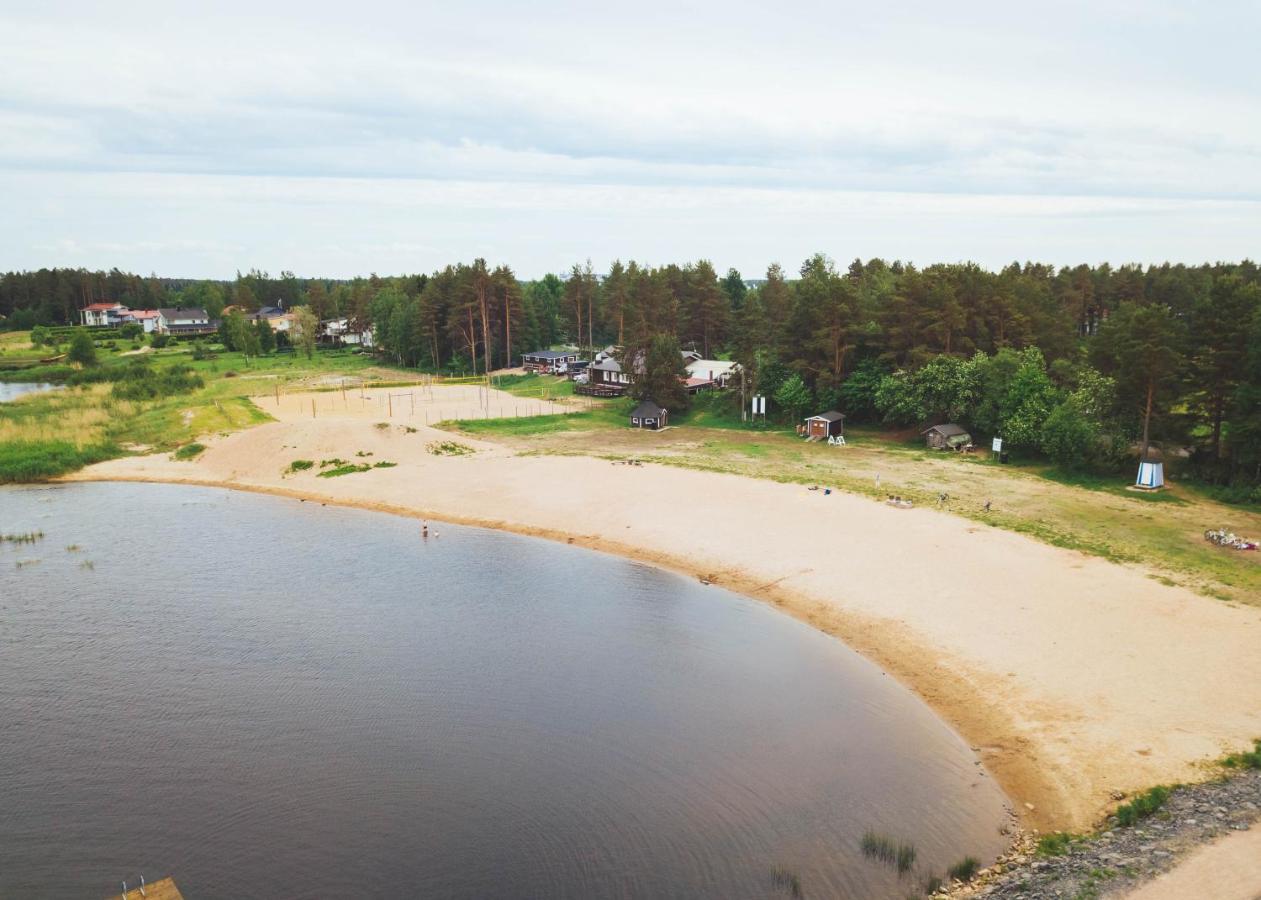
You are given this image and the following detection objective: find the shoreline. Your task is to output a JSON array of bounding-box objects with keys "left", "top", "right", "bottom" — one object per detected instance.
[{"left": 54, "top": 388, "right": 1261, "bottom": 835}]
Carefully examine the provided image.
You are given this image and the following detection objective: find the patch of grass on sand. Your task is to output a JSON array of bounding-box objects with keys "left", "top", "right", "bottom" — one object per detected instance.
[
  {"left": 172, "top": 442, "right": 206, "bottom": 460},
  {"left": 1114, "top": 786, "right": 1170, "bottom": 826},
  {"left": 317, "top": 463, "right": 372, "bottom": 477},
  {"left": 1221, "top": 739, "right": 1261, "bottom": 770},
  {"left": 426, "top": 440, "right": 474, "bottom": 456},
  {"left": 287, "top": 459, "right": 315, "bottom": 473}
]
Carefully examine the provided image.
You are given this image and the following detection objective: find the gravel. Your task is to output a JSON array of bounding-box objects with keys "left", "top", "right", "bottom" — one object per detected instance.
[{"left": 940, "top": 769, "right": 1261, "bottom": 899}]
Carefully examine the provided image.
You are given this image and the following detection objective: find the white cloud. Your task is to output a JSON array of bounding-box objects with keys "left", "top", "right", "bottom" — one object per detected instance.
[{"left": 1, "top": 1, "right": 1259, "bottom": 275}]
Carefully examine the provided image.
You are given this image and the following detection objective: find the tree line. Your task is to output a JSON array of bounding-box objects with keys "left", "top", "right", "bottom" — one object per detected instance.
[{"left": 3, "top": 257, "right": 1259, "bottom": 495}]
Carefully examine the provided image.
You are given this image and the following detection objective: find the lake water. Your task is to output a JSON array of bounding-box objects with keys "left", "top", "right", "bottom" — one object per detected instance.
[
  {"left": 0, "top": 382, "right": 62, "bottom": 402},
  {"left": 0, "top": 483, "right": 1010, "bottom": 898}
]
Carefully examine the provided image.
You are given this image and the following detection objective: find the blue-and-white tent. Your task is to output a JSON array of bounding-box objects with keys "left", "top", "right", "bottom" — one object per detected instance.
[{"left": 1136, "top": 460, "right": 1165, "bottom": 489}]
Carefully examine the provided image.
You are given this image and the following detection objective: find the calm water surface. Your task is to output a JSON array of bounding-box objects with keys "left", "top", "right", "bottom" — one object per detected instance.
[
  {"left": 0, "top": 382, "right": 61, "bottom": 402},
  {"left": 0, "top": 483, "right": 1009, "bottom": 898}
]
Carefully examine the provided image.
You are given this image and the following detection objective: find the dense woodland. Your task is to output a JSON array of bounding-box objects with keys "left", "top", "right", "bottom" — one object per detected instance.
[{"left": 3, "top": 258, "right": 1260, "bottom": 496}]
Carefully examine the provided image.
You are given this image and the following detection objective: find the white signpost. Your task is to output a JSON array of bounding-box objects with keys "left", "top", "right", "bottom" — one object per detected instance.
[
  {"left": 751, "top": 395, "right": 766, "bottom": 419},
  {"left": 991, "top": 437, "right": 1003, "bottom": 454}
]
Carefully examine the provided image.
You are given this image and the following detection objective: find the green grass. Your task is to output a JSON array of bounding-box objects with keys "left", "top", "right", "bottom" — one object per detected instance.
[
  {"left": 172, "top": 442, "right": 206, "bottom": 461},
  {"left": 317, "top": 463, "right": 373, "bottom": 477},
  {"left": 493, "top": 373, "right": 575, "bottom": 398},
  {"left": 287, "top": 459, "right": 315, "bottom": 473},
  {"left": 1036, "top": 832, "right": 1078, "bottom": 856},
  {"left": 1113, "top": 786, "right": 1170, "bottom": 826},
  {"left": 0, "top": 440, "right": 119, "bottom": 483}
]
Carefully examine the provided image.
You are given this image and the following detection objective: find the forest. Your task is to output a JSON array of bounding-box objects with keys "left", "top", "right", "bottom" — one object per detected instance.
[{"left": 2, "top": 257, "right": 1259, "bottom": 497}]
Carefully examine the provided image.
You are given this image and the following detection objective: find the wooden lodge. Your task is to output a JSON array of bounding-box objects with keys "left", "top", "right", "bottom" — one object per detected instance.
[
  {"left": 630, "top": 400, "right": 669, "bottom": 429},
  {"left": 521, "top": 349, "right": 579, "bottom": 374},
  {"left": 803, "top": 411, "right": 845, "bottom": 440}
]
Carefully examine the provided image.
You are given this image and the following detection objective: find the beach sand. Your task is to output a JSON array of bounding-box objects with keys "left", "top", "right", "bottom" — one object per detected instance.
[{"left": 65, "top": 385, "right": 1261, "bottom": 833}]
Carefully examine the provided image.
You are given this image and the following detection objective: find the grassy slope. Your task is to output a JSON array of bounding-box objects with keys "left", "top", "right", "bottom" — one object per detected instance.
[{"left": 444, "top": 400, "right": 1261, "bottom": 607}]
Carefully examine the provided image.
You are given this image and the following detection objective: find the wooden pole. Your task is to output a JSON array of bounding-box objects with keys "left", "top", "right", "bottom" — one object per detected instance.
[
  {"left": 312, "top": 399, "right": 316, "bottom": 418},
  {"left": 389, "top": 394, "right": 393, "bottom": 417}
]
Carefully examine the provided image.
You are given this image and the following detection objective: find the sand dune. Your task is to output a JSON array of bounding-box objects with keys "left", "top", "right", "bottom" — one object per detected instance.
[{"left": 67, "top": 385, "right": 1261, "bottom": 832}]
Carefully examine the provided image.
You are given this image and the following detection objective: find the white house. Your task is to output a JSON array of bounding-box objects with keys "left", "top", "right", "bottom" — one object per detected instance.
[
  {"left": 80, "top": 302, "right": 128, "bottom": 327},
  {"left": 322, "top": 317, "right": 374, "bottom": 348},
  {"left": 685, "top": 358, "right": 740, "bottom": 388},
  {"left": 155, "top": 308, "right": 215, "bottom": 336},
  {"left": 120, "top": 309, "right": 160, "bottom": 333}
]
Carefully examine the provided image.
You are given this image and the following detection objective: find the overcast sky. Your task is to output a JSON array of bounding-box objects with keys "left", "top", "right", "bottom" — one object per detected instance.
[{"left": 2, "top": 0, "right": 1259, "bottom": 278}]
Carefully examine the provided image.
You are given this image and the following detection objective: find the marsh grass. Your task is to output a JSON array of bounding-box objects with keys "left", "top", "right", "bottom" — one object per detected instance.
[
  {"left": 3, "top": 530, "right": 44, "bottom": 544},
  {"left": 947, "top": 856, "right": 980, "bottom": 882},
  {"left": 860, "top": 831, "right": 917, "bottom": 874},
  {"left": 79, "top": 560, "right": 95, "bottom": 570},
  {"left": 770, "top": 865, "right": 803, "bottom": 898},
  {"left": 14, "top": 558, "right": 41, "bottom": 569}
]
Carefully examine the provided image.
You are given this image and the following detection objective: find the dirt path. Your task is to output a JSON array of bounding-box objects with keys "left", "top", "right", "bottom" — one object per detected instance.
[
  {"left": 63, "top": 386, "right": 1261, "bottom": 835},
  {"left": 1123, "top": 828, "right": 1261, "bottom": 900}
]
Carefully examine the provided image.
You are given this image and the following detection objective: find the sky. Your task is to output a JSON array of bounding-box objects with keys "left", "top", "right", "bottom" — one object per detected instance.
[{"left": 2, "top": 0, "right": 1259, "bottom": 279}]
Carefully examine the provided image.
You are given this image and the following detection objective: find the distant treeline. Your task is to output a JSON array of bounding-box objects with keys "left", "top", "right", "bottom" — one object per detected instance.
[{"left": 3, "top": 258, "right": 1260, "bottom": 493}]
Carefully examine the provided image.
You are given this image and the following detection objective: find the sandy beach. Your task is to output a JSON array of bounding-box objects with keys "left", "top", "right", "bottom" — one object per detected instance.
[{"left": 65, "top": 384, "right": 1261, "bottom": 833}]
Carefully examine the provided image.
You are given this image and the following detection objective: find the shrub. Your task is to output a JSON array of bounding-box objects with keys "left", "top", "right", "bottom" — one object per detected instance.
[
  {"left": 150, "top": 333, "right": 170, "bottom": 348},
  {"left": 67, "top": 331, "right": 97, "bottom": 366},
  {"left": 119, "top": 323, "right": 143, "bottom": 339},
  {"left": 173, "top": 442, "right": 206, "bottom": 461},
  {"left": 286, "top": 459, "right": 315, "bottom": 473},
  {"left": 1114, "top": 786, "right": 1170, "bottom": 827}
]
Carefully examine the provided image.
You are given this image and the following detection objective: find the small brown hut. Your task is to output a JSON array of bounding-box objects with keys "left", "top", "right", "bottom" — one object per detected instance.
[{"left": 803, "top": 411, "right": 845, "bottom": 439}]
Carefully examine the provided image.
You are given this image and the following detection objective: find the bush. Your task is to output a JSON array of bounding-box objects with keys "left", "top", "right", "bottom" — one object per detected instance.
[
  {"left": 1114, "top": 786, "right": 1170, "bottom": 826},
  {"left": 119, "top": 323, "right": 143, "bottom": 339},
  {"left": 1040, "top": 399, "right": 1099, "bottom": 468},
  {"left": 150, "top": 333, "right": 170, "bottom": 348},
  {"left": 67, "top": 331, "right": 97, "bottom": 366},
  {"left": 173, "top": 442, "right": 206, "bottom": 461}
]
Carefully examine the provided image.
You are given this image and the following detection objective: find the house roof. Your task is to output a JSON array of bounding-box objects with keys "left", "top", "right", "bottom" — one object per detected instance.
[
  {"left": 158, "top": 308, "right": 209, "bottom": 319},
  {"left": 83, "top": 302, "right": 123, "bottom": 311},
  {"left": 522, "top": 349, "right": 574, "bottom": 359},
  {"left": 806, "top": 410, "right": 846, "bottom": 422},
  {"left": 126, "top": 309, "right": 159, "bottom": 319},
  {"left": 590, "top": 357, "right": 622, "bottom": 372},
  {"left": 631, "top": 400, "right": 667, "bottom": 418},
  {"left": 923, "top": 423, "right": 969, "bottom": 437}
]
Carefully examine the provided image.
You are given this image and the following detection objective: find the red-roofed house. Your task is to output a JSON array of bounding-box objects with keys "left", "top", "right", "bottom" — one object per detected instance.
[{"left": 121, "top": 309, "right": 161, "bottom": 333}]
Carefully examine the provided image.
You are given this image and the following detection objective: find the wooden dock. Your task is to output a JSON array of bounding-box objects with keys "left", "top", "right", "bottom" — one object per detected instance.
[{"left": 105, "top": 877, "right": 184, "bottom": 900}]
